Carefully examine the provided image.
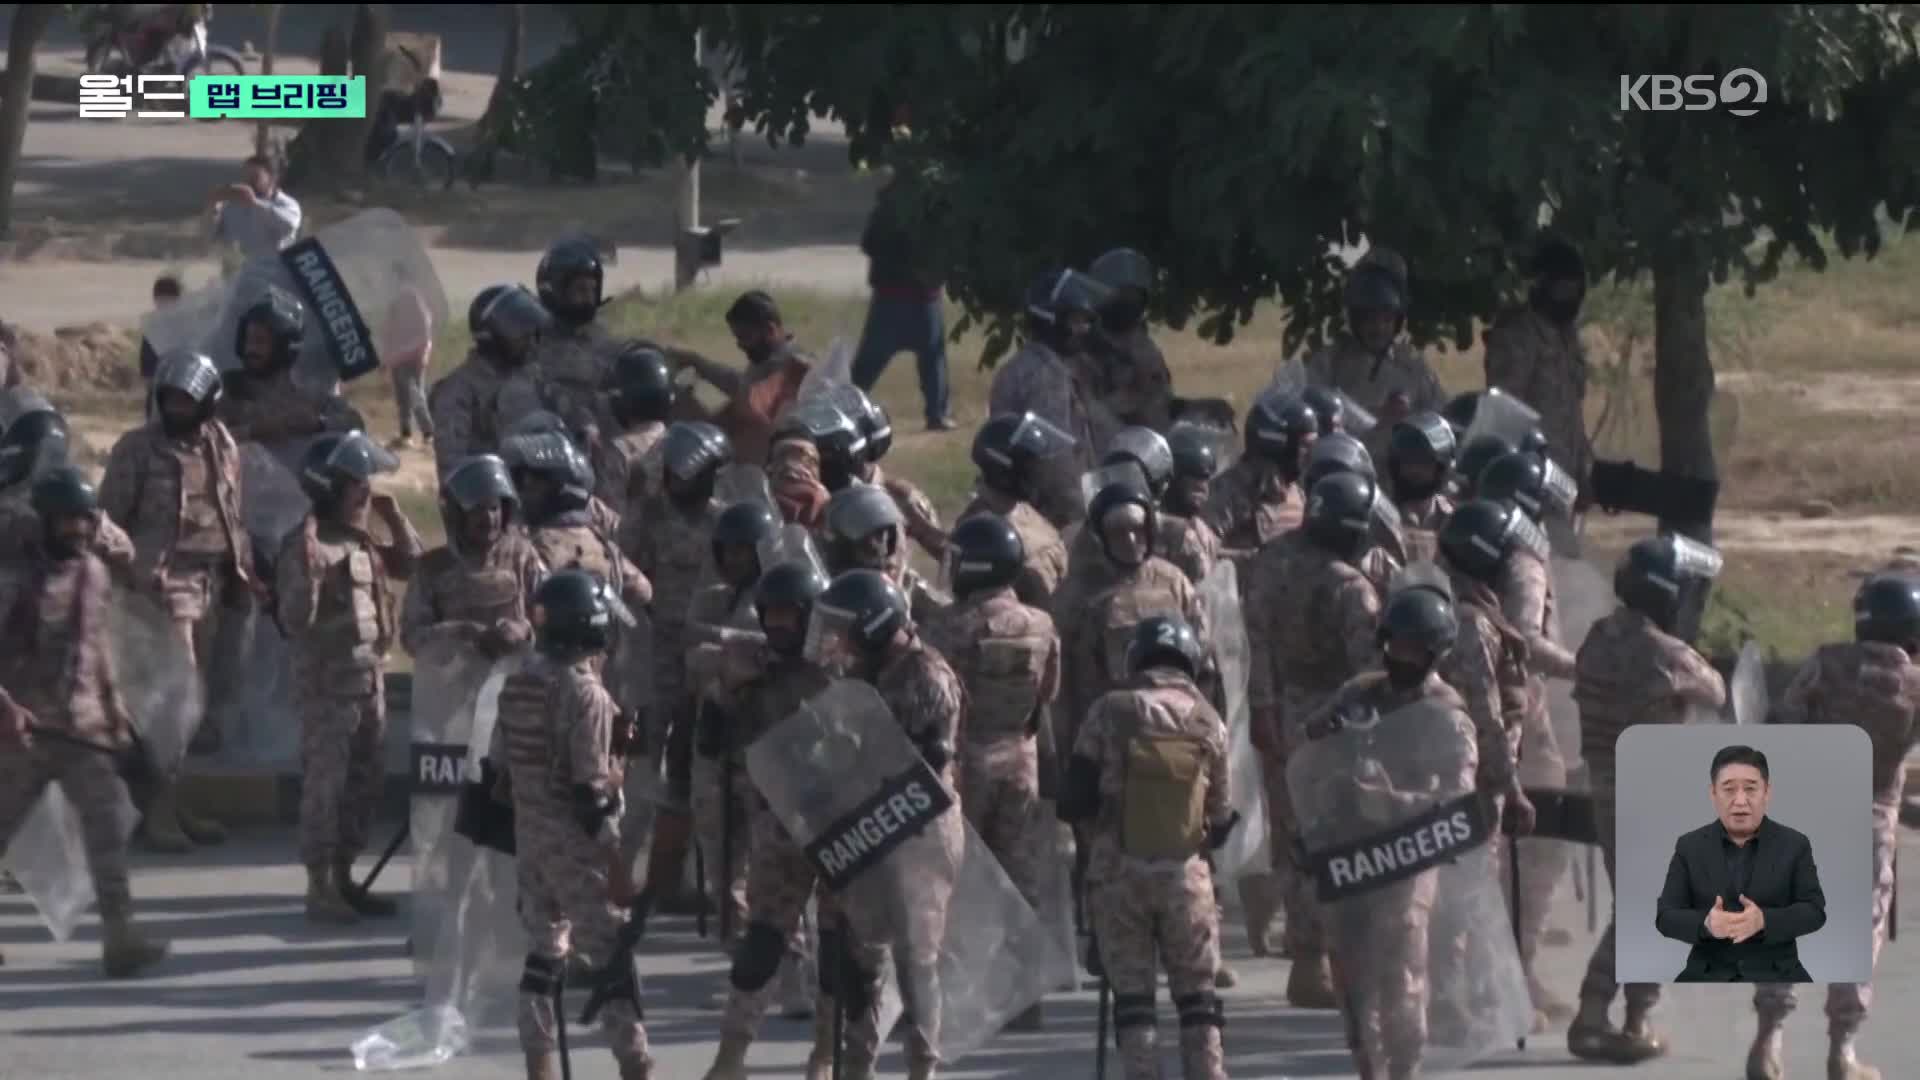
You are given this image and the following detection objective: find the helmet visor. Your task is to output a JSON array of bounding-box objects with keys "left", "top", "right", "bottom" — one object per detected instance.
[
  {"left": 323, "top": 431, "right": 401, "bottom": 480},
  {"left": 482, "top": 285, "right": 554, "bottom": 344},
  {"left": 1462, "top": 387, "right": 1542, "bottom": 451},
  {"left": 1007, "top": 412, "right": 1076, "bottom": 460},
  {"left": 802, "top": 599, "right": 861, "bottom": 671},
  {"left": 1081, "top": 460, "right": 1150, "bottom": 511},
  {"left": 1667, "top": 534, "right": 1724, "bottom": 581}
]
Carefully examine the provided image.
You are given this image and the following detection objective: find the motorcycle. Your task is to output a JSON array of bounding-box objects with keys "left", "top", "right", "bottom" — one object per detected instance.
[{"left": 83, "top": 5, "right": 248, "bottom": 81}]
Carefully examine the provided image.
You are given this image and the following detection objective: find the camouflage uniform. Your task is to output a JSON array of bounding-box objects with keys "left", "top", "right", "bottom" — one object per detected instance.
[
  {"left": 1482, "top": 307, "right": 1592, "bottom": 491},
  {"left": 490, "top": 653, "right": 652, "bottom": 1078},
  {"left": 923, "top": 587, "right": 1061, "bottom": 923},
  {"left": 1056, "top": 556, "right": 1206, "bottom": 757},
  {"left": 1157, "top": 512, "right": 1221, "bottom": 587},
  {"left": 533, "top": 321, "right": 620, "bottom": 440},
  {"left": 275, "top": 513, "right": 420, "bottom": 870},
  {"left": 1092, "top": 323, "right": 1174, "bottom": 434},
  {"left": 1248, "top": 529, "right": 1381, "bottom": 967},
  {"left": 1754, "top": 642, "right": 1920, "bottom": 1057},
  {"left": 0, "top": 549, "right": 142, "bottom": 934},
  {"left": 1435, "top": 569, "right": 1530, "bottom": 917},
  {"left": 1496, "top": 547, "right": 1576, "bottom": 1010},
  {"left": 988, "top": 341, "right": 1098, "bottom": 529},
  {"left": 428, "top": 353, "right": 548, "bottom": 481},
  {"left": 867, "top": 462, "right": 945, "bottom": 562},
  {"left": 1076, "top": 667, "right": 1230, "bottom": 1080},
  {"left": 959, "top": 490, "right": 1068, "bottom": 611},
  {"left": 595, "top": 423, "right": 668, "bottom": 524},
  {"left": 768, "top": 438, "right": 831, "bottom": 530},
  {"left": 1303, "top": 336, "right": 1448, "bottom": 461},
  {"left": 1572, "top": 608, "right": 1725, "bottom": 1026},
  {"left": 1201, "top": 459, "right": 1302, "bottom": 556},
  {"left": 1394, "top": 494, "right": 1453, "bottom": 567},
  {"left": 0, "top": 490, "right": 137, "bottom": 581},
  {"left": 525, "top": 508, "right": 652, "bottom": 718},
  {"left": 97, "top": 419, "right": 254, "bottom": 793},
  {"left": 620, "top": 493, "right": 720, "bottom": 763},
  {"left": 683, "top": 586, "right": 762, "bottom": 939},
  {"left": 1305, "top": 671, "right": 1478, "bottom": 1078},
  {"left": 397, "top": 533, "right": 545, "bottom": 659},
  {"left": 217, "top": 371, "right": 365, "bottom": 447}
]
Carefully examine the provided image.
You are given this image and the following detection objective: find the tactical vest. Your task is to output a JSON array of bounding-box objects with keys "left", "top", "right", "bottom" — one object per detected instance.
[
  {"left": 531, "top": 522, "right": 624, "bottom": 597},
  {"left": 296, "top": 528, "right": 390, "bottom": 690},
  {"left": 496, "top": 662, "right": 566, "bottom": 816},
  {"left": 1094, "top": 569, "right": 1186, "bottom": 686},
  {"left": 169, "top": 441, "right": 227, "bottom": 556},
  {"left": 1118, "top": 692, "right": 1211, "bottom": 860},
  {"left": 958, "top": 598, "right": 1052, "bottom": 742},
  {"left": 421, "top": 546, "right": 525, "bottom": 629}
]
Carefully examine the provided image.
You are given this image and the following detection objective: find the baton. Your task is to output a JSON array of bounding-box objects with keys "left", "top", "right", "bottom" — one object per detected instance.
[
  {"left": 1893, "top": 847, "right": 1899, "bottom": 942},
  {"left": 1509, "top": 832, "right": 1526, "bottom": 1052},
  {"left": 353, "top": 822, "right": 411, "bottom": 898},
  {"left": 720, "top": 750, "right": 734, "bottom": 943},
  {"left": 1094, "top": 975, "right": 1109, "bottom": 1080},
  {"left": 555, "top": 965, "right": 573, "bottom": 1080}
]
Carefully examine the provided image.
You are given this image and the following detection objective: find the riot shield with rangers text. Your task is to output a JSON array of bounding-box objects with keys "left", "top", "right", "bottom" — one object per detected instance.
[
  {"left": 1288, "top": 697, "right": 1532, "bottom": 1074},
  {"left": 407, "top": 638, "right": 500, "bottom": 975},
  {"left": 142, "top": 208, "right": 448, "bottom": 388},
  {"left": 1195, "top": 558, "right": 1266, "bottom": 884},
  {"left": 746, "top": 679, "right": 1069, "bottom": 1062}
]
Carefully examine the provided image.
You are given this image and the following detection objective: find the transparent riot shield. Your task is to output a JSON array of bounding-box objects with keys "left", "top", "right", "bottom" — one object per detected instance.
[
  {"left": 105, "top": 585, "right": 203, "bottom": 777},
  {"left": 407, "top": 638, "right": 498, "bottom": 972},
  {"left": 747, "top": 679, "right": 1069, "bottom": 1062},
  {"left": 1289, "top": 698, "right": 1533, "bottom": 1074},
  {"left": 1195, "top": 559, "right": 1267, "bottom": 883},
  {"left": 1730, "top": 640, "right": 1768, "bottom": 725},
  {"left": 220, "top": 443, "right": 315, "bottom": 769},
  {"left": 796, "top": 337, "right": 857, "bottom": 406},
  {"left": 1548, "top": 555, "right": 1613, "bottom": 759},
  {"left": 142, "top": 208, "right": 449, "bottom": 390},
  {"left": 9, "top": 777, "right": 141, "bottom": 943},
  {"left": 1265, "top": 357, "right": 1309, "bottom": 401},
  {"left": 1462, "top": 387, "right": 1540, "bottom": 452}
]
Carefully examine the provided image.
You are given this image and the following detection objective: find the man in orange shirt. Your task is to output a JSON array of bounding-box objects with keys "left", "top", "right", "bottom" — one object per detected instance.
[{"left": 671, "top": 291, "right": 812, "bottom": 467}]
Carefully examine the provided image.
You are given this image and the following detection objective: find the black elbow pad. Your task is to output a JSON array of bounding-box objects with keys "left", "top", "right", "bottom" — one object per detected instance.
[
  {"left": 571, "top": 783, "right": 618, "bottom": 839},
  {"left": 915, "top": 734, "right": 953, "bottom": 772},
  {"left": 1205, "top": 811, "right": 1242, "bottom": 852},
  {"left": 1056, "top": 754, "right": 1103, "bottom": 824}
]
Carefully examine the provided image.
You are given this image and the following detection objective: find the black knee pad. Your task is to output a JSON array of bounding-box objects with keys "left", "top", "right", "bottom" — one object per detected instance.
[
  {"left": 519, "top": 951, "right": 563, "bottom": 997},
  {"left": 1112, "top": 991, "right": 1157, "bottom": 1032},
  {"left": 728, "top": 921, "right": 788, "bottom": 992},
  {"left": 1175, "top": 990, "right": 1225, "bottom": 1030}
]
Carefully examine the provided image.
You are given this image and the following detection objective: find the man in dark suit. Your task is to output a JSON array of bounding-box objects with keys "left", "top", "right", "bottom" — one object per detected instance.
[{"left": 1655, "top": 745, "right": 1826, "bottom": 983}]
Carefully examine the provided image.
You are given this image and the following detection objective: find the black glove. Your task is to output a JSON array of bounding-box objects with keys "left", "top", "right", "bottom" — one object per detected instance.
[
  {"left": 571, "top": 783, "right": 617, "bottom": 839},
  {"left": 1205, "top": 811, "right": 1243, "bottom": 852}
]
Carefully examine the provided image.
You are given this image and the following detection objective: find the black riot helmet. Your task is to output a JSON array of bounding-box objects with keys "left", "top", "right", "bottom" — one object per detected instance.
[
  {"left": 1477, "top": 450, "right": 1572, "bottom": 524},
  {"left": 235, "top": 288, "right": 306, "bottom": 374},
  {"left": 29, "top": 465, "right": 98, "bottom": 521},
  {"left": 660, "top": 421, "right": 733, "bottom": 506},
  {"left": 535, "top": 237, "right": 605, "bottom": 327},
  {"left": 1378, "top": 584, "right": 1459, "bottom": 659},
  {"left": 440, "top": 453, "right": 519, "bottom": 535},
  {"left": 1087, "top": 479, "right": 1158, "bottom": 568},
  {"left": 1244, "top": 393, "right": 1318, "bottom": 479},
  {"left": 532, "top": 569, "right": 616, "bottom": 657},
  {"left": 1125, "top": 614, "right": 1204, "bottom": 679},
  {"left": 501, "top": 430, "right": 594, "bottom": 521},
  {"left": 1438, "top": 498, "right": 1526, "bottom": 585},
  {"left": 0, "top": 397, "right": 70, "bottom": 491},
  {"left": 1303, "top": 431, "right": 1376, "bottom": 492},
  {"left": 841, "top": 385, "right": 894, "bottom": 464},
  {"left": 1386, "top": 413, "right": 1456, "bottom": 503},
  {"left": 1102, "top": 426, "right": 1175, "bottom": 501},
  {"left": 470, "top": 284, "right": 552, "bottom": 368},
  {"left": 151, "top": 350, "right": 224, "bottom": 433},
  {"left": 1303, "top": 471, "right": 1379, "bottom": 561},
  {"left": 947, "top": 513, "right": 1025, "bottom": 598},
  {"left": 755, "top": 558, "right": 831, "bottom": 658},
  {"left": 1855, "top": 573, "right": 1920, "bottom": 653},
  {"left": 604, "top": 344, "right": 675, "bottom": 427},
  {"left": 823, "top": 482, "right": 905, "bottom": 571},
  {"left": 778, "top": 398, "right": 867, "bottom": 492},
  {"left": 299, "top": 430, "right": 398, "bottom": 512},
  {"left": 1167, "top": 424, "right": 1219, "bottom": 483},
  {"left": 1345, "top": 263, "right": 1408, "bottom": 328},
  {"left": 972, "top": 412, "right": 1076, "bottom": 503},
  {"left": 1529, "top": 236, "right": 1588, "bottom": 325},
  {"left": 1440, "top": 391, "right": 1480, "bottom": 444},
  {"left": 1614, "top": 533, "right": 1724, "bottom": 632},
  {"left": 1024, "top": 269, "right": 1110, "bottom": 353},
  {"left": 1301, "top": 385, "right": 1347, "bottom": 436},
  {"left": 1089, "top": 247, "right": 1153, "bottom": 333},
  {"left": 812, "top": 569, "right": 912, "bottom": 658},
  {"left": 1453, "top": 435, "right": 1516, "bottom": 501},
  {"left": 711, "top": 499, "right": 778, "bottom": 586}
]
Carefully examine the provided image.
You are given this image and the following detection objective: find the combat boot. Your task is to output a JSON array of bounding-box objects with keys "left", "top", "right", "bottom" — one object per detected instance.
[
  {"left": 523, "top": 1052, "right": 560, "bottom": 1080},
  {"left": 1567, "top": 997, "right": 1663, "bottom": 1064},
  {"left": 1828, "top": 1030, "right": 1880, "bottom": 1080},
  {"left": 1746, "top": 1018, "right": 1785, "bottom": 1080},
  {"left": 1620, "top": 1006, "right": 1666, "bottom": 1058},
  {"left": 336, "top": 860, "right": 400, "bottom": 917},
  {"left": 617, "top": 1053, "right": 655, "bottom": 1080},
  {"left": 101, "top": 913, "right": 170, "bottom": 978},
  {"left": 175, "top": 803, "right": 227, "bottom": 846},
  {"left": 137, "top": 784, "right": 194, "bottom": 854},
  {"left": 803, "top": 1000, "right": 835, "bottom": 1080},
  {"left": 703, "top": 1034, "right": 751, "bottom": 1080},
  {"left": 1214, "top": 962, "right": 1238, "bottom": 989},
  {"left": 305, "top": 863, "right": 360, "bottom": 925},
  {"left": 1286, "top": 952, "right": 1337, "bottom": 1009}
]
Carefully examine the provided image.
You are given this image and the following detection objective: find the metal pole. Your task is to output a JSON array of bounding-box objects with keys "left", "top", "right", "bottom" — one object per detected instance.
[
  {"left": 1093, "top": 976, "right": 1109, "bottom": 1080},
  {"left": 672, "top": 30, "right": 703, "bottom": 293}
]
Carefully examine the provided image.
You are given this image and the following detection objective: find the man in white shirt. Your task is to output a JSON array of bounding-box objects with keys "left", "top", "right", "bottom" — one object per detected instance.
[{"left": 208, "top": 155, "right": 302, "bottom": 260}]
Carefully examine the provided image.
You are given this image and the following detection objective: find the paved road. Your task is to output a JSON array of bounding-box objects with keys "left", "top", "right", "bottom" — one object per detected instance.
[{"left": 5, "top": 828, "right": 1918, "bottom": 1078}]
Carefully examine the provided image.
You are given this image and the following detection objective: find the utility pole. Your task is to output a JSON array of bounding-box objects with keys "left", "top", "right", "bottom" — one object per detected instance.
[{"left": 672, "top": 30, "right": 703, "bottom": 293}]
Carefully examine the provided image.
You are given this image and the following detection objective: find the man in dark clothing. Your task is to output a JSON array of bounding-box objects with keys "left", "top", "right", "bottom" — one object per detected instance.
[{"left": 850, "top": 175, "right": 952, "bottom": 431}]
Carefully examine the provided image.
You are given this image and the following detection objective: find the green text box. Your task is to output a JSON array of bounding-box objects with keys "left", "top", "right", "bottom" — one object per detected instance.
[{"left": 190, "top": 75, "right": 366, "bottom": 119}]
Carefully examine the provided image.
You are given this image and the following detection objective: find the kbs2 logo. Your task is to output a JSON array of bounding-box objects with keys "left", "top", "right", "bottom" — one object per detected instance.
[{"left": 1618, "top": 69, "right": 1768, "bottom": 117}]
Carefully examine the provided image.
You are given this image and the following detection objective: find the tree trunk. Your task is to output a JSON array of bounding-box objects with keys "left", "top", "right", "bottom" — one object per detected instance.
[
  {"left": 0, "top": 4, "right": 55, "bottom": 238},
  {"left": 297, "top": 4, "right": 390, "bottom": 193},
  {"left": 483, "top": 3, "right": 525, "bottom": 122},
  {"left": 1651, "top": 246, "right": 1717, "bottom": 643},
  {"left": 255, "top": 4, "right": 282, "bottom": 159}
]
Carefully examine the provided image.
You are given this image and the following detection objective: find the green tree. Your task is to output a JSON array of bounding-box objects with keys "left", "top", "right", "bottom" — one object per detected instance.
[{"left": 0, "top": 4, "right": 58, "bottom": 238}]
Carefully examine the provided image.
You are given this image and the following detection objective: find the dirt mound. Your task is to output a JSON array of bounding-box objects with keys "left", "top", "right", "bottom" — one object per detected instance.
[{"left": 5, "top": 320, "right": 141, "bottom": 393}]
